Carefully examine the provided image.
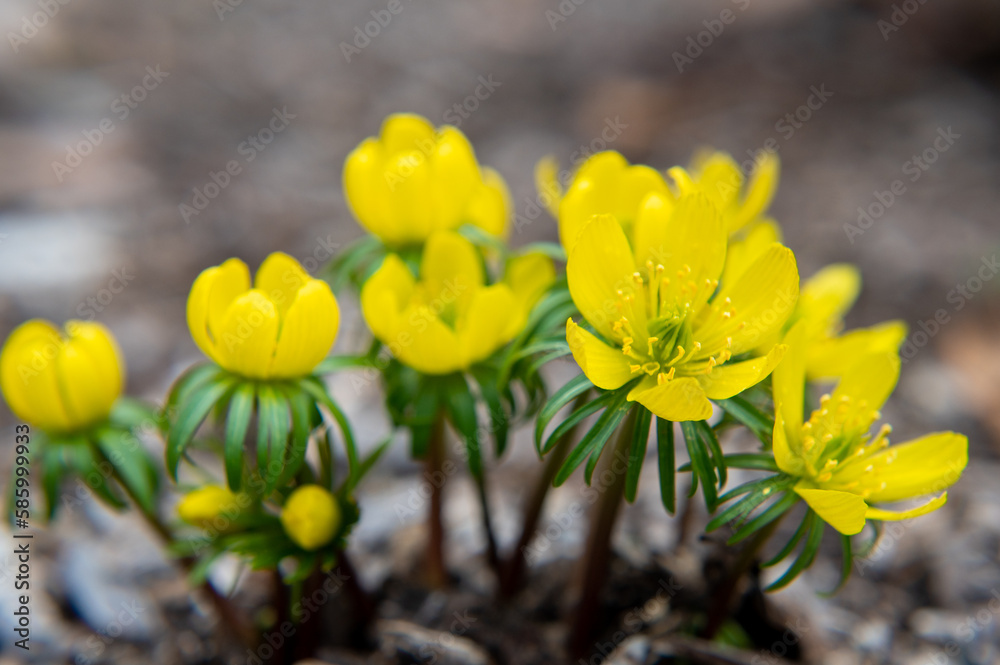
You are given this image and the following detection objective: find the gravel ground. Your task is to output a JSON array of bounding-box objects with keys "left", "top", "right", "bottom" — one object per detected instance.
[{"left": 0, "top": 0, "right": 999, "bottom": 663}]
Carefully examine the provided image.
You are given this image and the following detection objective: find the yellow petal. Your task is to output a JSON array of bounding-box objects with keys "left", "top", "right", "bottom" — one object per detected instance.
[
  {"left": 0, "top": 320, "right": 72, "bottom": 431},
  {"left": 213, "top": 290, "right": 280, "bottom": 379},
  {"left": 457, "top": 284, "right": 518, "bottom": 366},
  {"left": 773, "top": 320, "right": 808, "bottom": 440},
  {"left": 502, "top": 252, "right": 556, "bottom": 338},
  {"left": 794, "top": 486, "right": 868, "bottom": 535},
  {"left": 798, "top": 264, "right": 861, "bottom": 340},
  {"left": 773, "top": 406, "right": 805, "bottom": 476},
  {"left": 566, "top": 318, "right": 633, "bottom": 390},
  {"left": 633, "top": 191, "right": 726, "bottom": 315},
  {"left": 697, "top": 344, "right": 785, "bottom": 400},
  {"left": 862, "top": 432, "right": 967, "bottom": 503},
  {"left": 271, "top": 280, "right": 340, "bottom": 378},
  {"left": 360, "top": 254, "right": 415, "bottom": 343},
  {"left": 383, "top": 149, "right": 434, "bottom": 241},
  {"left": 721, "top": 219, "right": 782, "bottom": 285},
  {"left": 865, "top": 493, "right": 948, "bottom": 522},
  {"left": 814, "top": 351, "right": 899, "bottom": 439},
  {"left": 431, "top": 126, "right": 480, "bottom": 229},
  {"left": 806, "top": 320, "right": 907, "bottom": 381},
  {"left": 254, "top": 252, "right": 310, "bottom": 317},
  {"left": 421, "top": 231, "right": 484, "bottom": 317},
  {"left": 464, "top": 167, "right": 510, "bottom": 238},
  {"left": 732, "top": 151, "right": 780, "bottom": 231},
  {"left": 56, "top": 321, "right": 124, "bottom": 429},
  {"left": 695, "top": 244, "right": 799, "bottom": 355},
  {"left": 566, "top": 215, "right": 639, "bottom": 342},
  {"left": 627, "top": 376, "right": 712, "bottom": 422},
  {"left": 692, "top": 152, "right": 742, "bottom": 224},
  {"left": 535, "top": 155, "right": 562, "bottom": 218},
  {"left": 281, "top": 485, "right": 341, "bottom": 551},
  {"left": 393, "top": 303, "right": 464, "bottom": 375},
  {"left": 186, "top": 258, "right": 251, "bottom": 364},
  {"left": 343, "top": 137, "right": 394, "bottom": 241},
  {"left": 381, "top": 113, "right": 436, "bottom": 154}
]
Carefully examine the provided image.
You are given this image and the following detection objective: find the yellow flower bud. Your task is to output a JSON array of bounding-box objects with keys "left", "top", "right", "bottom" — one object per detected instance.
[
  {"left": 280, "top": 485, "right": 340, "bottom": 551},
  {"left": 186, "top": 252, "right": 340, "bottom": 379},
  {"left": 177, "top": 485, "right": 242, "bottom": 529},
  {"left": 343, "top": 113, "right": 510, "bottom": 244},
  {"left": 0, "top": 319, "right": 123, "bottom": 433}
]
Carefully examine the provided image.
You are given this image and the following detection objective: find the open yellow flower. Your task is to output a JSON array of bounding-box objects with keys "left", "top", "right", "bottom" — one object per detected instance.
[
  {"left": 772, "top": 324, "right": 968, "bottom": 535},
  {"left": 280, "top": 485, "right": 341, "bottom": 551},
  {"left": 187, "top": 252, "right": 339, "bottom": 379},
  {"left": 744, "top": 263, "right": 906, "bottom": 381},
  {"left": 565, "top": 192, "right": 798, "bottom": 421},
  {"left": 1, "top": 319, "right": 123, "bottom": 433},
  {"left": 177, "top": 485, "right": 243, "bottom": 529},
  {"left": 536, "top": 151, "right": 670, "bottom": 250},
  {"left": 344, "top": 113, "right": 510, "bottom": 245},
  {"left": 361, "top": 231, "right": 555, "bottom": 375},
  {"left": 677, "top": 149, "right": 780, "bottom": 235}
]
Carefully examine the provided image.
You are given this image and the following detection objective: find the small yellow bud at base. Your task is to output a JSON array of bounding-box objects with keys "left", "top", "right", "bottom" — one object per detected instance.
[
  {"left": 177, "top": 485, "right": 241, "bottom": 529},
  {"left": 280, "top": 485, "right": 341, "bottom": 551}
]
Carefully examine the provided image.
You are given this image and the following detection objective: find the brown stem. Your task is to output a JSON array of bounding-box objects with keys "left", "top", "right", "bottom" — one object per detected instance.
[
  {"left": 702, "top": 514, "right": 784, "bottom": 640},
  {"left": 425, "top": 416, "right": 448, "bottom": 588},
  {"left": 499, "top": 392, "right": 588, "bottom": 598},
  {"left": 473, "top": 471, "right": 502, "bottom": 578},
  {"left": 566, "top": 407, "right": 639, "bottom": 661}
]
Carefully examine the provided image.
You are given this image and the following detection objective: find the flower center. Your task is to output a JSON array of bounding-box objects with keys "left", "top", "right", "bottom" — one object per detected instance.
[{"left": 611, "top": 260, "right": 735, "bottom": 384}]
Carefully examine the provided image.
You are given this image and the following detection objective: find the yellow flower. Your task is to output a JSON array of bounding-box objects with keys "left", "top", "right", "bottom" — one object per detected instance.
[
  {"left": 177, "top": 485, "right": 243, "bottom": 529},
  {"left": 186, "top": 252, "right": 340, "bottom": 379},
  {"left": 677, "top": 149, "right": 780, "bottom": 235},
  {"left": 280, "top": 485, "right": 340, "bottom": 551},
  {"left": 361, "top": 231, "right": 555, "bottom": 375},
  {"left": 745, "top": 263, "right": 906, "bottom": 381},
  {"left": 772, "top": 324, "right": 968, "bottom": 535},
  {"left": 344, "top": 113, "right": 510, "bottom": 245},
  {"left": 0, "top": 319, "right": 123, "bottom": 433},
  {"left": 536, "top": 151, "right": 671, "bottom": 250},
  {"left": 565, "top": 192, "right": 799, "bottom": 422}
]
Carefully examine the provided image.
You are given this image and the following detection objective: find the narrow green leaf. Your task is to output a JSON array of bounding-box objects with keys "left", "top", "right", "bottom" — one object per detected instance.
[
  {"left": 695, "top": 420, "right": 727, "bottom": 487},
  {"left": 717, "top": 394, "right": 774, "bottom": 446},
  {"left": 343, "top": 435, "right": 393, "bottom": 495},
  {"left": 766, "top": 511, "right": 824, "bottom": 591},
  {"left": 281, "top": 388, "right": 315, "bottom": 488},
  {"left": 706, "top": 488, "right": 775, "bottom": 533},
  {"left": 96, "top": 429, "right": 158, "bottom": 514},
  {"left": 681, "top": 421, "right": 717, "bottom": 511},
  {"left": 224, "top": 383, "right": 255, "bottom": 491},
  {"left": 313, "top": 355, "right": 375, "bottom": 375},
  {"left": 165, "top": 363, "right": 222, "bottom": 414},
  {"left": 728, "top": 491, "right": 798, "bottom": 545},
  {"left": 472, "top": 369, "right": 509, "bottom": 458},
  {"left": 300, "top": 378, "right": 359, "bottom": 482},
  {"left": 554, "top": 392, "right": 629, "bottom": 486},
  {"left": 446, "top": 380, "right": 483, "bottom": 480},
  {"left": 819, "top": 533, "right": 855, "bottom": 597},
  {"left": 762, "top": 511, "right": 813, "bottom": 568},
  {"left": 624, "top": 408, "right": 652, "bottom": 503},
  {"left": 67, "top": 444, "right": 126, "bottom": 509},
  {"left": 656, "top": 418, "right": 676, "bottom": 513},
  {"left": 167, "top": 378, "right": 232, "bottom": 479},
  {"left": 542, "top": 390, "right": 612, "bottom": 455}
]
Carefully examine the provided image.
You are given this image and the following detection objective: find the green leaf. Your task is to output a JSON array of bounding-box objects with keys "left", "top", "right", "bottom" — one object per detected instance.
[
  {"left": 313, "top": 355, "right": 375, "bottom": 375},
  {"left": 282, "top": 387, "right": 316, "bottom": 488},
  {"left": 299, "top": 377, "right": 360, "bottom": 484},
  {"left": 95, "top": 428, "right": 159, "bottom": 515},
  {"left": 762, "top": 510, "right": 813, "bottom": 568},
  {"left": 766, "top": 511, "right": 824, "bottom": 591},
  {"left": 472, "top": 369, "right": 509, "bottom": 458},
  {"left": 681, "top": 421, "right": 718, "bottom": 511},
  {"left": 165, "top": 363, "right": 222, "bottom": 415},
  {"left": 542, "top": 391, "right": 614, "bottom": 455},
  {"left": 535, "top": 373, "right": 593, "bottom": 451},
  {"left": 728, "top": 491, "right": 798, "bottom": 545},
  {"left": 707, "top": 476, "right": 794, "bottom": 533},
  {"left": 167, "top": 378, "right": 233, "bottom": 479},
  {"left": 409, "top": 389, "right": 440, "bottom": 459},
  {"left": 717, "top": 394, "right": 774, "bottom": 447},
  {"left": 818, "top": 533, "right": 855, "bottom": 597},
  {"left": 445, "top": 378, "right": 483, "bottom": 480},
  {"left": 343, "top": 435, "right": 393, "bottom": 495},
  {"left": 624, "top": 408, "right": 652, "bottom": 503},
  {"left": 554, "top": 392, "right": 630, "bottom": 486},
  {"left": 257, "top": 385, "right": 292, "bottom": 494},
  {"left": 517, "top": 241, "right": 567, "bottom": 262},
  {"left": 224, "top": 383, "right": 255, "bottom": 491},
  {"left": 656, "top": 418, "right": 676, "bottom": 513},
  {"left": 695, "top": 420, "right": 727, "bottom": 487},
  {"left": 40, "top": 445, "right": 64, "bottom": 521},
  {"left": 65, "top": 443, "right": 126, "bottom": 509}
]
